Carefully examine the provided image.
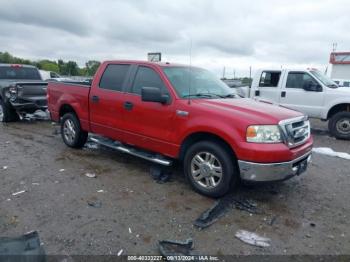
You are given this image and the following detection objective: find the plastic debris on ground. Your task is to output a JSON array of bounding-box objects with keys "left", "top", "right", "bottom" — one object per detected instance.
[
  {"left": 23, "top": 110, "right": 50, "bottom": 121},
  {"left": 128, "top": 227, "right": 132, "bottom": 234},
  {"left": 97, "top": 189, "right": 104, "bottom": 193},
  {"left": 149, "top": 165, "right": 172, "bottom": 184},
  {"left": 235, "top": 230, "right": 271, "bottom": 248},
  {"left": 59, "top": 169, "right": 65, "bottom": 172},
  {"left": 85, "top": 172, "right": 97, "bottom": 178},
  {"left": 194, "top": 194, "right": 259, "bottom": 229},
  {"left": 3, "top": 166, "right": 8, "bottom": 170},
  {"left": 85, "top": 142, "right": 99, "bottom": 150},
  {"left": 158, "top": 238, "right": 194, "bottom": 256},
  {"left": 312, "top": 147, "right": 350, "bottom": 160},
  {"left": 12, "top": 190, "right": 26, "bottom": 196},
  {"left": 117, "top": 249, "right": 123, "bottom": 256},
  {"left": 0, "top": 231, "right": 45, "bottom": 260},
  {"left": 87, "top": 196, "right": 102, "bottom": 208}
]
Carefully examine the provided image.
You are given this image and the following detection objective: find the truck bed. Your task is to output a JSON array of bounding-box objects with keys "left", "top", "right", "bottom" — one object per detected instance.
[{"left": 47, "top": 81, "right": 91, "bottom": 130}]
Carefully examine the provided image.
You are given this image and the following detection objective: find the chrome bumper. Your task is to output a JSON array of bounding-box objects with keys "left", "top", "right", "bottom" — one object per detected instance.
[{"left": 238, "top": 151, "right": 312, "bottom": 182}]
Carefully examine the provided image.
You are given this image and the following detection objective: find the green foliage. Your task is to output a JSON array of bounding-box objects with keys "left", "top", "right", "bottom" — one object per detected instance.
[
  {"left": 0, "top": 51, "right": 100, "bottom": 76},
  {"left": 85, "top": 60, "right": 101, "bottom": 76}
]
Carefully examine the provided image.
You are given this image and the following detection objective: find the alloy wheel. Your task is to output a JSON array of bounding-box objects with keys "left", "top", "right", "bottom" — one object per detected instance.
[
  {"left": 190, "top": 152, "right": 223, "bottom": 189},
  {"left": 63, "top": 119, "right": 76, "bottom": 144}
]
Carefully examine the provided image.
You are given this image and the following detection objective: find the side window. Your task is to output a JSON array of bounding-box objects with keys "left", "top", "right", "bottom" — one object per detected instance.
[
  {"left": 99, "top": 64, "right": 130, "bottom": 91},
  {"left": 259, "top": 71, "right": 281, "bottom": 87},
  {"left": 131, "top": 66, "right": 167, "bottom": 95},
  {"left": 286, "top": 72, "right": 317, "bottom": 89},
  {"left": 344, "top": 81, "right": 350, "bottom": 87}
]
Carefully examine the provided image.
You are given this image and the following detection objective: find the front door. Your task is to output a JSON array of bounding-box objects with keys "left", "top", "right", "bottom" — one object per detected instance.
[
  {"left": 120, "top": 65, "right": 177, "bottom": 156},
  {"left": 280, "top": 71, "right": 325, "bottom": 118}
]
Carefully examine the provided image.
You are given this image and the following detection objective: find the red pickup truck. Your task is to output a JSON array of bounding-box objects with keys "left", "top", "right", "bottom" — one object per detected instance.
[{"left": 47, "top": 60, "right": 313, "bottom": 197}]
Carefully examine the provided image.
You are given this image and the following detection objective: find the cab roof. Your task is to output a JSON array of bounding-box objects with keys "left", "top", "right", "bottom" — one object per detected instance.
[{"left": 102, "top": 60, "right": 188, "bottom": 68}]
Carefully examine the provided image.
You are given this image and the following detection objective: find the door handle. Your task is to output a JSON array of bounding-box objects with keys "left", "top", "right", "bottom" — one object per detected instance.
[
  {"left": 124, "top": 101, "right": 134, "bottom": 111},
  {"left": 255, "top": 90, "right": 260, "bottom": 96},
  {"left": 281, "top": 91, "right": 286, "bottom": 98},
  {"left": 91, "top": 95, "right": 99, "bottom": 103}
]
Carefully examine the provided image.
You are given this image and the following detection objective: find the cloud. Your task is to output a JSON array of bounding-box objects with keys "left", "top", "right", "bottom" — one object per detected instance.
[{"left": 0, "top": 0, "right": 349, "bottom": 76}]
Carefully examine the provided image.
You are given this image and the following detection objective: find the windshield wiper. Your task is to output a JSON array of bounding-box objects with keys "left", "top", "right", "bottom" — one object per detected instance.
[
  {"left": 327, "top": 84, "right": 338, "bottom": 88},
  {"left": 183, "top": 93, "right": 221, "bottom": 98},
  {"left": 218, "top": 93, "right": 240, "bottom": 98}
]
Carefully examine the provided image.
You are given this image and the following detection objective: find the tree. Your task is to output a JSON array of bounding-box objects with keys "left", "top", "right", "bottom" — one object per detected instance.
[
  {"left": 66, "top": 61, "right": 79, "bottom": 76},
  {"left": 85, "top": 60, "right": 101, "bottom": 76},
  {"left": 38, "top": 60, "right": 59, "bottom": 73}
]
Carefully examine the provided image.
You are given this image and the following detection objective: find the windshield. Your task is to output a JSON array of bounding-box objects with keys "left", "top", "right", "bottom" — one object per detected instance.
[
  {"left": 163, "top": 66, "right": 238, "bottom": 99},
  {"left": 0, "top": 66, "right": 42, "bottom": 80},
  {"left": 310, "top": 70, "right": 338, "bottom": 88}
]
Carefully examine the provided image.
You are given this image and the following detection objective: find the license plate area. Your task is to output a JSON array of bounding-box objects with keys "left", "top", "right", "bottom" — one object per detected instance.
[{"left": 293, "top": 157, "right": 309, "bottom": 175}]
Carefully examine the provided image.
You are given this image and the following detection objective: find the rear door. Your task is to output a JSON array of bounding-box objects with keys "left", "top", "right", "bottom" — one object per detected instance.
[
  {"left": 253, "top": 71, "right": 282, "bottom": 103},
  {"left": 120, "top": 65, "right": 177, "bottom": 155},
  {"left": 89, "top": 63, "right": 131, "bottom": 140},
  {"left": 279, "top": 71, "right": 325, "bottom": 117}
]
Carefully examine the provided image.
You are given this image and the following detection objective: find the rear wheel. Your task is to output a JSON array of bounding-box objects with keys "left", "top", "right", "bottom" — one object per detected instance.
[
  {"left": 61, "top": 113, "right": 88, "bottom": 148},
  {"left": 183, "top": 141, "right": 238, "bottom": 198},
  {"left": 329, "top": 111, "right": 350, "bottom": 140},
  {"left": 0, "top": 99, "right": 19, "bottom": 122}
]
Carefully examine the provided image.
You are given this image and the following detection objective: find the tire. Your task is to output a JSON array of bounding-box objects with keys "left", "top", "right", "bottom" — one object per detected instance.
[
  {"left": 183, "top": 141, "right": 238, "bottom": 198},
  {"left": 0, "top": 98, "right": 19, "bottom": 123},
  {"left": 61, "top": 113, "right": 88, "bottom": 148},
  {"left": 328, "top": 111, "right": 350, "bottom": 140}
]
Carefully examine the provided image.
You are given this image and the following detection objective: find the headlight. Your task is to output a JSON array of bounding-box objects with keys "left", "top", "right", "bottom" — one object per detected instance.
[{"left": 246, "top": 125, "right": 282, "bottom": 143}]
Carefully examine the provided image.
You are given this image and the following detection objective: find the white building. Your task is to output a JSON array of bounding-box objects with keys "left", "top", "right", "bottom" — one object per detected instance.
[{"left": 328, "top": 52, "right": 350, "bottom": 87}]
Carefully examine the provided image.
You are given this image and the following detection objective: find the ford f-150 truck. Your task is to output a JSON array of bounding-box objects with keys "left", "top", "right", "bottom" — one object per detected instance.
[
  {"left": 0, "top": 64, "right": 48, "bottom": 122},
  {"left": 236, "top": 69, "right": 350, "bottom": 140},
  {"left": 48, "top": 61, "right": 313, "bottom": 197}
]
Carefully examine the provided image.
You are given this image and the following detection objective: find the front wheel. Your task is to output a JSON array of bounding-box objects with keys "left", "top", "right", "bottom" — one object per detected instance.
[
  {"left": 183, "top": 141, "right": 239, "bottom": 198},
  {"left": 61, "top": 113, "right": 88, "bottom": 148},
  {"left": 329, "top": 111, "right": 350, "bottom": 140}
]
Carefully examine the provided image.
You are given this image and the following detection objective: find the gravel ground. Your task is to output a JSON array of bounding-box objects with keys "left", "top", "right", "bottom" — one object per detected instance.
[{"left": 0, "top": 118, "right": 349, "bottom": 256}]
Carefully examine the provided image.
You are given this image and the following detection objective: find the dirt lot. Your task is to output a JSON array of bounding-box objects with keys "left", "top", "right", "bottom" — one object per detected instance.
[{"left": 0, "top": 118, "right": 349, "bottom": 256}]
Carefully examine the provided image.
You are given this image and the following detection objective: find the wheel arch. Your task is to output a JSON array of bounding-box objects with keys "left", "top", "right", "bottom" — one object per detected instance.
[
  {"left": 179, "top": 131, "right": 238, "bottom": 164},
  {"left": 59, "top": 104, "right": 78, "bottom": 119},
  {"left": 327, "top": 103, "right": 350, "bottom": 119}
]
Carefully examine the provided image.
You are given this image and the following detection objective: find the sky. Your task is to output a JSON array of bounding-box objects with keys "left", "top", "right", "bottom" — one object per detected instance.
[{"left": 0, "top": 0, "right": 349, "bottom": 77}]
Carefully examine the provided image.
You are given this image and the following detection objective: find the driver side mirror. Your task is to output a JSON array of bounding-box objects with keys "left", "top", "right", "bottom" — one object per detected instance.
[
  {"left": 303, "top": 81, "right": 322, "bottom": 92},
  {"left": 141, "top": 87, "right": 169, "bottom": 104}
]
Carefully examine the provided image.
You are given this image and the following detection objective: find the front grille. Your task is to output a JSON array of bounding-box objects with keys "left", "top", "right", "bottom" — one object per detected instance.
[{"left": 279, "top": 116, "right": 310, "bottom": 148}]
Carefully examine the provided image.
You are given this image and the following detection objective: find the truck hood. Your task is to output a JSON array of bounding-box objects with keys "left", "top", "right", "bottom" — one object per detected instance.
[
  {"left": 193, "top": 98, "right": 303, "bottom": 124},
  {"left": 327, "top": 87, "right": 350, "bottom": 95}
]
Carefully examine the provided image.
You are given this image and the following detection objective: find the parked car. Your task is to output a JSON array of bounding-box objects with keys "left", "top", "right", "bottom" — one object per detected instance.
[
  {"left": 39, "top": 70, "right": 73, "bottom": 82},
  {"left": 239, "top": 69, "right": 350, "bottom": 140},
  {"left": 48, "top": 61, "right": 313, "bottom": 197},
  {"left": 0, "top": 64, "right": 48, "bottom": 122},
  {"left": 333, "top": 79, "right": 350, "bottom": 87}
]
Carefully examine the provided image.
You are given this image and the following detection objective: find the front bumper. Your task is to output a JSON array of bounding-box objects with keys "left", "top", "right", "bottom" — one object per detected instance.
[{"left": 238, "top": 151, "right": 312, "bottom": 182}]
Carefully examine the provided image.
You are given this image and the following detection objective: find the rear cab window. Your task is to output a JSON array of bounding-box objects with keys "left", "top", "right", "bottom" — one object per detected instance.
[
  {"left": 259, "top": 71, "right": 281, "bottom": 87},
  {"left": 0, "top": 66, "right": 41, "bottom": 80},
  {"left": 99, "top": 64, "right": 130, "bottom": 91}
]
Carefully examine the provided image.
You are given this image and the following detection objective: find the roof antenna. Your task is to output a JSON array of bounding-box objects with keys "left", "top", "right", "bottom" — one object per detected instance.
[{"left": 188, "top": 38, "right": 192, "bottom": 105}]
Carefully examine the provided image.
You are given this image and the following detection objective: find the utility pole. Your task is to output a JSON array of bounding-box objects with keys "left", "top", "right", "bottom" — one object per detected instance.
[
  {"left": 222, "top": 67, "right": 226, "bottom": 79},
  {"left": 233, "top": 69, "right": 236, "bottom": 79},
  {"left": 332, "top": 43, "right": 337, "bottom": 52}
]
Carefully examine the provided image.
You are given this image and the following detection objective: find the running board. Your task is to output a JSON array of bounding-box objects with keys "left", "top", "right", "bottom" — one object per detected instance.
[{"left": 89, "top": 136, "right": 173, "bottom": 166}]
